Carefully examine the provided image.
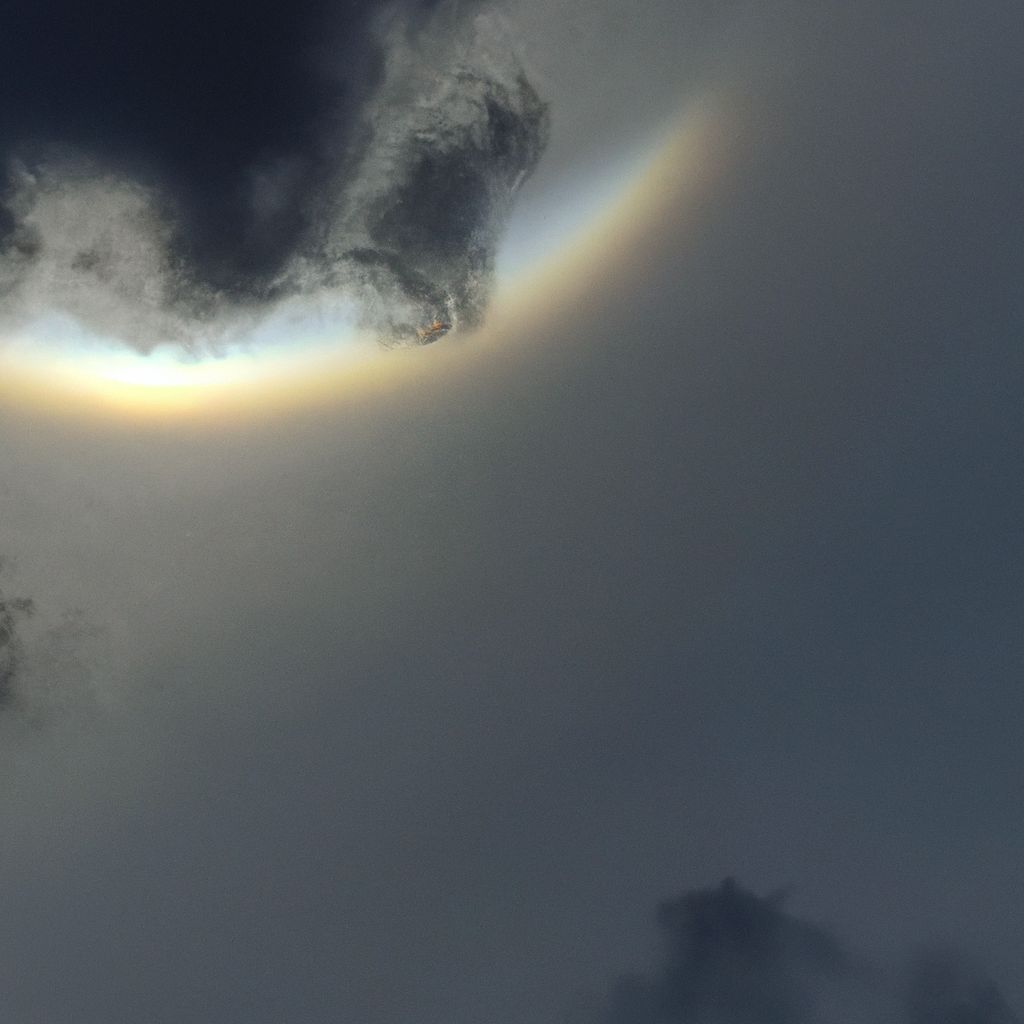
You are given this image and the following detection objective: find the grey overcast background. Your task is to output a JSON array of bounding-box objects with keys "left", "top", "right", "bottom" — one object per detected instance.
[{"left": 1, "top": 0, "right": 1023, "bottom": 1022}]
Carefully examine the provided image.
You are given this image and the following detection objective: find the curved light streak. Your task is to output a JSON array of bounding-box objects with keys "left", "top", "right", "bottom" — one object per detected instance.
[{"left": 0, "top": 96, "right": 728, "bottom": 423}]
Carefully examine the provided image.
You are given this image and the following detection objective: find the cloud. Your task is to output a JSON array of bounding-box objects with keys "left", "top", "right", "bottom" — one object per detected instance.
[
  {"left": 0, "top": 564, "right": 35, "bottom": 706},
  {"left": 323, "top": 41, "right": 550, "bottom": 340},
  {"left": 0, "top": 562, "right": 113, "bottom": 725},
  {"left": 0, "top": 0, "right": 548, "bottom": 352},
  {"left": 598, "top": 880, "right": 853, "bottom": 1024},
  {"left": 906, "top": 952, "right": 1019, "bottom": 1024},
  {"left": 591, "top": 881, "right": 1018, "bottom": 1024}
]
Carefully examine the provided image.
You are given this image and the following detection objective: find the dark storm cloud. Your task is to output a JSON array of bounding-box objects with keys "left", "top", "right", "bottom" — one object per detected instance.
[
  {"left": 334, "top": 66, "right": 549, "bottom": 338},
  {"left": 0, "top": 0, "right": 548, "bottom": 349},
  {"left": 594, "top": 881, "right": 1018, "bottom": 1024}
]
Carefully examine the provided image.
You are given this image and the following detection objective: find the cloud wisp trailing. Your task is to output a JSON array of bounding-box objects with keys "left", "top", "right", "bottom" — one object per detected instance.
[
  {"left": 0, "top": 566, "right": 35, "bottom": 708},
  {"left": 0, "top": 563, "right": 113, "bottom": 725},
  {"left": 0, "top": 0, "right": 548, "bottom": 352}
]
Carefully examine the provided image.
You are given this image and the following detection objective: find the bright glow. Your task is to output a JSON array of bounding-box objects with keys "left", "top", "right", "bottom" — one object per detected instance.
[
  {"left": 0, "top": 97, "right": 729, "bottom": 422},
  {"left": 496, "top": 137, "right": 666, "bottom": 279},
  {"left": 90, "top": 352, "right": 241, "bottom": 390}
]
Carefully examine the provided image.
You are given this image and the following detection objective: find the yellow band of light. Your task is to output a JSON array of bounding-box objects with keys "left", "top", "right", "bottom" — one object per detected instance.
[{"left": 0, "top": 97, "right": 730, "bottom": 425}]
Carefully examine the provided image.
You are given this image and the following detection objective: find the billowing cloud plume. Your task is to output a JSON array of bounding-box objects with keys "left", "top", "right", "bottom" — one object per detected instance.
[
  {"left": 0, "top": 0, "right": 548, "bottom": 351},
  {"left": 592, "top": 880, "right": 1018, "bottom": 1024}
]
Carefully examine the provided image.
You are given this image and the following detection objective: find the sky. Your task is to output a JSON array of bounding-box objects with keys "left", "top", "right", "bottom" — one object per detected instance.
[{"left": 0, "top": 1, "right": 1023, "bottom": 1022}]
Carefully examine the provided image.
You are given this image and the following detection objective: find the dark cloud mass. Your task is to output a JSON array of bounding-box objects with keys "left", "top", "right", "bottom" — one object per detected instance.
[
  {"left": 596, "top": 881, "right": 1018, "bottom": 1024},
  {"left": 0, "top": 0, "right": 548, "bottom": 349},
  {"left": 325, "top": 51, "right": 549, "bottom": 340}
]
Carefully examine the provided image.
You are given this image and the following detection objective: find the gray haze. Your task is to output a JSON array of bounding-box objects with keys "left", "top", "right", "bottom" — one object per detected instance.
[{"left": 0, "top": 0, "right": 1022, "bottom": 1021}]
